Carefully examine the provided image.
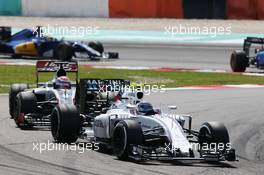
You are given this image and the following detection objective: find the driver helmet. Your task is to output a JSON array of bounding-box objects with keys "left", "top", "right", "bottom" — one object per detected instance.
[
  {"left": 137, "top": 102, "right": 156, "bottom": 116},
  {"left": 54, "top": 76, "right": 71, "bottom": 89}
]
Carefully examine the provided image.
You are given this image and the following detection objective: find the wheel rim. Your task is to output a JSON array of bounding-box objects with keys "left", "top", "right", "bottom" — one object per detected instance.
[
  {"left": 199, "top": 126, "right": 211, "bottom": 154},
  {"left": 113, "top": 125, "right": 127, "bottom": 156}
]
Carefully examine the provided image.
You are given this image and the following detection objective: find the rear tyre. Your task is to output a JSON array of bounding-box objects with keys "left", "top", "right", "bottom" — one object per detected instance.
[
  {"left": 55, "top": 42, "right": 74, "bottom": 61},
  {"left": 0, "top": 26, "right": 11, "bottom": 40},
  {"left": 88, "top": 41, "right": 104, "bottom": 54},
  {"left": 199, "top": 122, "right": 230, "bottom": 155},
  {"left": 14, "top": 92, "right": 37, "bottom": 128},
  {"left": 9, "top": 84, "right": 28, "bottom": 118},
  {"left": 112, "top": 120, "right": 143, "bottom": 160},
  {"left": 51, "top": 104, "right": 81, "bottom": 143},
  {"left": 230, "top": 50, "right": 248, "bottom": 72}
]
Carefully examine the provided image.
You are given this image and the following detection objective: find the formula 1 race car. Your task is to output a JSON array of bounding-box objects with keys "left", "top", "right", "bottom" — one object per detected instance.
[
  {"left": 9, "top": 60, "right": 78, "bottom": 128},
  {"left": 50, "top": 79, "right": 237, "bottom": 163},
  {"left": 0, "top": 26, "right": 118, "bottom": 61},
  {"left": 230, "top": 37, "right": 264, "bottom": 72}
]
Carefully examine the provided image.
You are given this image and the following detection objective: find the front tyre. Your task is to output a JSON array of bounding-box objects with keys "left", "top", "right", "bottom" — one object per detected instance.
[
  {"left": 9, "top": 84, "right": 28, "bottom": 118},
  {"left": 112, "top": 120, "right": 143, "bottom": 160},
  {"left": 88, "top": 41, "right": 104, "bottom": 54},
  {"left": 51, "top": 104, "right": 81, "bottom": 143},
  {"left": 230, "top": 50, "right": 248, "bottom": 72},
  {"left": 199, "top": 122, "right": 231, "bottom": 159}
]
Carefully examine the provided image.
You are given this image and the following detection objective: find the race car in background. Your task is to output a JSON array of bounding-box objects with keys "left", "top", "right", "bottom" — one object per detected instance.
[
  {"left": 9, "top": 60, "right": 79, "bottom": 128},
  {"left": 230, "top": 37, "right": 264, "bottom": 72},
  {"left": 50, "top": 79, "right": 237, "bottom": 163},
  {"left": 0, "top": 26, "right": 119, "bottom": 61}
]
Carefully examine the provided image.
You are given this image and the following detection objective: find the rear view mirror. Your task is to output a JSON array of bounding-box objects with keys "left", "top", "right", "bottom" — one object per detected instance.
[{"left": 168, "top": 105, "right": 177, "bottom": 110}]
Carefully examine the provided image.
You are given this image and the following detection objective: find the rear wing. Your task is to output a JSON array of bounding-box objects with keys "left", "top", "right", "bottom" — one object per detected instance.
[
  {"left": 36, "top": 60, "right": 78, "bottom": 85},
  {"left": 78, "top": 79, "right": 130, "bottom": 115},
  {"left": 244, "top": 37, "right": 264, "bottom": 55},
  {"left": 80, "top": 79, "right": 130, "bottom": 92}
]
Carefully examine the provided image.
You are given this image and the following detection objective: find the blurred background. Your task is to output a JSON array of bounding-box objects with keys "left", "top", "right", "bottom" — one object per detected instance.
[{"left": 0, "top": 0, "right": 263, "bottom": 19}]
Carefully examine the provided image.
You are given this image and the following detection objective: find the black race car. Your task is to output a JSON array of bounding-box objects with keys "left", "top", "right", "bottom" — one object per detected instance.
[{"left": 9, "top": 60, "right": 79, "bottom": 128}]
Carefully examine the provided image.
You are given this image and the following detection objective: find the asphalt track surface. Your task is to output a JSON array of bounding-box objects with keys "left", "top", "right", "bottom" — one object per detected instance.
[
  {"left": 104, "top": 44, "right": 236, "bottom": 70},
  {"left": 0, "top": 88, "right": 264, "bottom": 175},
  {"left": 0, "top": 44, "right": 242, "bottom": 71}
]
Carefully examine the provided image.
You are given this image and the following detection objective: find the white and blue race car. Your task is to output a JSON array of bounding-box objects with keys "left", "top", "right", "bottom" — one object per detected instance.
[
  {"left": 231, "top": 37, "right": 264, "bottom": 72},
  {"left": 51, "top": 79, "right": 237, "bottom": 163},
  {"left": 0, "top": 26, "right": 118, "bottom": 61}
]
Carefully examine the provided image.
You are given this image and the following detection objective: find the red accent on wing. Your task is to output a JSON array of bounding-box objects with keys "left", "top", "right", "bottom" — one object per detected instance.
[{"left": 36, "top": 60, "right": 78, "bottom": 72}]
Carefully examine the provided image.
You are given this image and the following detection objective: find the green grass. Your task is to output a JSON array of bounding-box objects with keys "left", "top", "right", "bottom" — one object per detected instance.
[{"left": 1, "top": 65, "right": 264, "bottom": 93}]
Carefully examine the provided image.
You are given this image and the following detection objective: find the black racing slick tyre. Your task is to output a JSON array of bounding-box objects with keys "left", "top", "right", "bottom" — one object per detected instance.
[
  {"left": 112, "top": 120, "right": 143, "bottom": 160},
  {"left": 199, "top": 122, "right": 230, "bottom": 153},
  {"left": 51, "top": 104, "right": 81, "bottom": 143},
  {"left": 14, "top": 92, "right": 37, "bottom": 128},
  {"left": 55, "top": 42, "right": 74, "bottom": 61},
  {"left": 0, "top": 26, "right": 11, "bottom": 40},
  {"left": 230, "top": 50, "right": 248, "bottom": 72},
  {"left": 88, "top": 41, "right": 104, "bottom": 54},
  {"left": 9, "top": 84, "right": 28, "bottom": 118}
]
